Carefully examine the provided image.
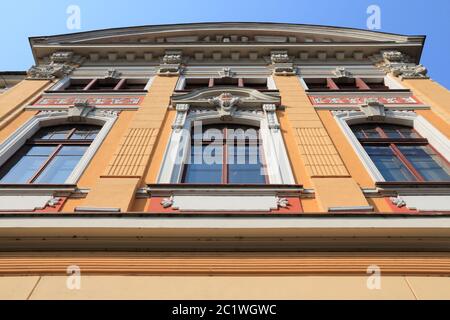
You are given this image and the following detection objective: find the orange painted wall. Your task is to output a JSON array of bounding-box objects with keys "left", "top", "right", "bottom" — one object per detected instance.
[{"left": 317, "top": 110, "right": 375, "bottom": 189}]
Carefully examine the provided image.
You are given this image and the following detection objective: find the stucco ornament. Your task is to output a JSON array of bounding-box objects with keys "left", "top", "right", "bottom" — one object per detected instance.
[
  {"left": 159, "top": 51, "right": 183, "bottom": 76},
  {"left": 390, "top": 196, "right": 407, "bottom": 208},
  {"left": 359, "top": 99, "right": 386, "bottom": 121},
  {"left": 276, "top": 197, "right": 290, "bottom": 208},
  {"left": 161, "top": 196, "right": 174, "bottom": 209},
  {"left": 334, "top": 66, "right": 352, "bottom": 78},
  {"left": 370, "top": 50, "right": 429, "bottom": 79},
  {"left": 209, "top": 93, "right": 241, "bottom": 119},
  {"left": 270, "top": 50, "right": 296, "bottom": 76},
  {"left": 27, "top": 51, "right": 85, "bottom": 80}
]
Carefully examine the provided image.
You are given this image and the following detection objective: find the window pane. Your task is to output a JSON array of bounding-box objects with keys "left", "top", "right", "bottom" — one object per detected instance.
[
  {"left": 34, "top": 126, "right": 72, "bottom": 140},
  {"left": 382, "top": 125, "right": 420, "bottom": 139},
  {"left": 71, "top": 126, "right": 100, "bottom": 140},
  {"left": 351, "top": 125, "right": 381, "bottom": 138},
  {"left": 34, "top": 146, "right": 87, "bottom": 184},
  {"left": 183, "top": 145, "right": 222, "bottom": 184},
  {"left": 364, "top": 146, "right": 416, "bottom": 181},
  {"left": 228, "top": 144, "right": 265, "bottom": 184},
  {"left": 398, "top": 146, "right": 450, "bottom": 181},
  {"left": 0, "top": 146, "right": 55, "bottom": 183}
]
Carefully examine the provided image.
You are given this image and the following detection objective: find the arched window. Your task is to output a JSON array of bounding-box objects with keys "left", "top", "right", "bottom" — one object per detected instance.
[
  {"left": 0, "top": 124, "right": 100, "bottom": 184},
  {"left": 181, "top": 124, "right": 267, "bottom": 184},
  {"left": 352, "top": 123, "right": 450, "bottom": 182}
]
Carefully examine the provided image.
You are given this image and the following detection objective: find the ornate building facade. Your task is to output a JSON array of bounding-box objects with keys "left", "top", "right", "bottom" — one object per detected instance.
[{"left": 0, "top": 23, "right": 449, "bottom": 299}]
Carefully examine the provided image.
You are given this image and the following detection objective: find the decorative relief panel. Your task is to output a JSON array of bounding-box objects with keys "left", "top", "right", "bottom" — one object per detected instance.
[
  {"left": 28, "top": 51, "right": 86, "bottom": 80},
  {"left": 309, "top": 95, "right": 421, "bottom": 105},
  {"left": 34, "top": 96, "right": 143, "bottom": 106}
]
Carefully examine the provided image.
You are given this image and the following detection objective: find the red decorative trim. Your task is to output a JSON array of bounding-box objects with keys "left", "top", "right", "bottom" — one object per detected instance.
[
  {"left": 309, "top": 95, "right": 422, "bottom": 105},
  {"left": 34, "top": 96, "right": 143, "bottom": 106}
]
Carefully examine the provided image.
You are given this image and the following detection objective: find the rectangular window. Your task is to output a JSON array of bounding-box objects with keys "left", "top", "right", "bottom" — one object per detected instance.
[{"left": 59, "top": 78, "right": 148, "bottom": 91}]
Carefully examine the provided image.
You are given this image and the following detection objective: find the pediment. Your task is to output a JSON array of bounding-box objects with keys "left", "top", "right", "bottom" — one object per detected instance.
[{"left": 171, "top": 87, "right": 280, "bottom": 108}]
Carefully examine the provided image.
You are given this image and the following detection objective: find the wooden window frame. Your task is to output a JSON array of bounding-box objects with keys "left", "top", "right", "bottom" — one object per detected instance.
[
  {"left": 181, "top": 125, "right": 268, "bottom": 185},
  {"left": 1, "top": 126, "right": 97, "bottom": 184},
  {"left": 354, "top": 124, "right": 450, "bottom": 182}
]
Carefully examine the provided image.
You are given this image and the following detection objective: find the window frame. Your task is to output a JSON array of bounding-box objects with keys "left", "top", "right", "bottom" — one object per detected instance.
[
  {"left": 0, "top": 125, "right": 99, "bottom": 184},
  {"left": 158, "top": 110, "right": 294, "bottom": 185},
  {"left": 180, "top": 124, "right": 269, "bottom": 185},
  {"left": 352, "top": 124, "right": 450, "bottom": 182},
  {"left": 334, "top": 110, "right": 450, "bottom": 183},
  {"left": 0, "top": 110, "right": 118, "bottom": 185},
  {"left": 51, "top": 77, "right": 151, "bottom": 92},
  {"left": 176, "top": 76, "right": 276, "bottom": 92}
]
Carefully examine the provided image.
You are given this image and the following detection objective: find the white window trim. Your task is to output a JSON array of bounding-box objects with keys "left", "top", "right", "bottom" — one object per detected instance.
[
  {"left": 158, "top": 110, "right": 295, "bottom": 185},
  {"left": 0, "top": 110, "right": 118, "bottom": 185},
  {"left": 334, "top": 110, "right": 450, "bottom": 182}
]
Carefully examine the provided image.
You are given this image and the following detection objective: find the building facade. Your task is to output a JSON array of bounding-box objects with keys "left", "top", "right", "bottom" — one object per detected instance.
[{"left": 0, "top": 23, "right": 449, "bottom": 299}]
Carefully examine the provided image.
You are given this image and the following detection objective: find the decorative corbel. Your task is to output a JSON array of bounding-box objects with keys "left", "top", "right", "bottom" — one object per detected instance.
[
  {"left": 27, "top": 51, "right": 86, "bottom": 80},
  {"left": 104, "top": 68, "right": 121, "bottom": 79},
  {"left": 158, "top": 50, "right": 183, "bottom": 76},
  {"left": 369, "top": 50, "right": 429, "bottom": 80},
  {"left": 219, "top": 67, "right": 235, "bottom": 79},
  {"left": 333, "top": 66, "right": 352, "bottom": 78},
  {"left": 359, "top": 99, "right": 386, "bottom": 121},
  {"left": 263, "top": 104, "right": 280, "bottom": 131},
  {"left": 270, "top": 50, "right": 296, "bottom": 76},
  {"left": 172, "top": 104, "right": 190, "bottom": 132}
]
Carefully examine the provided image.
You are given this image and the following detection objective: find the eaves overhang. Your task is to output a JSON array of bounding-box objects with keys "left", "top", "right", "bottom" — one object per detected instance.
[{"left": 28, "top": 22, "right": 426, "bottom": 65}]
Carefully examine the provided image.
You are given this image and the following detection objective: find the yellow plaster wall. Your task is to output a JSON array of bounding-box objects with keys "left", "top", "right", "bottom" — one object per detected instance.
[
  {"left": 79, "top": 76, "right": 178, "bottom": 212},
  {"left": 317, "top": 110, "right": 375, "bottom": 188},
  {"left": 402, "top": 79, "right": 450, "bottom": 123},
  {"left": 274, "top": 76, "right": 369, "bottom": 212},
  {"left": 0, "top": 110, "right": 38, "bottom": 143},
  {"left": 0, "top": 80, "right": 50, "bottom": 122}
]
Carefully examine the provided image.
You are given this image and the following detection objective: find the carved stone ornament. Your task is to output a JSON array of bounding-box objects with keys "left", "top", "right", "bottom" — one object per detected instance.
[
  {"left": 263, "top": 104, "right": 280, "bottom": 131},
  {"left": 359, "top": 98, "right": 386, "bottom": 121},
  {"left": 390, "top": 196, "right": 406, "bottom": 208},
  {"left": 270, "top": 51, "right": 296, "bottom": 76},
  {"left": 67, "top": 100, "right": 95, "bottom": 122},
  {"left": 333, "top": 66, "right": 352, "bottom": 78},
  {"left": 209, "top": 93, "right": 241, "bottom": 119},
  {"left": 105, "top": 68, "right": 121, "bottom": 79},
  {"left": 158, "top": 50, "right": 184, "bottom": 76},
  {"left": 172, "top": 104, "right": 190, "bottom": 131},
  {"left": 276, "top": 197, "right": 290, "bottom": 208},
  {"left": 219, "top": 67, "right": 234, "bottom": 78},
  {"left": 161, "top": 196, "right": 174, "bottom": 208},
  {"left": 47, "top": 197, "right": 61, "bottom": 208},
  {"left": 27, "top": 51, "right": 85, "bottom": 80},
  {"left": 370, "top": 50, "right": 429, "bottom": 79}
]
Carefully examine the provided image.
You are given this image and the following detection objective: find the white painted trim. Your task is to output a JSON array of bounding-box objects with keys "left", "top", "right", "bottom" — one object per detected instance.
[
  {"left": 334, "top": 110, "right": 450, "bottom": 182},
  {"left": 0, "top": 110, "right": 117, "bottom": 185},
  {"left": 267, "top": 76, "right": 277, "bottom": 90}
]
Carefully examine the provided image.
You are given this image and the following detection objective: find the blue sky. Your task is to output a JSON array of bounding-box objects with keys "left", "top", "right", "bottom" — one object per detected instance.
[{"left": 1, "top": 0, "right": 449, "bottom": 88}]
